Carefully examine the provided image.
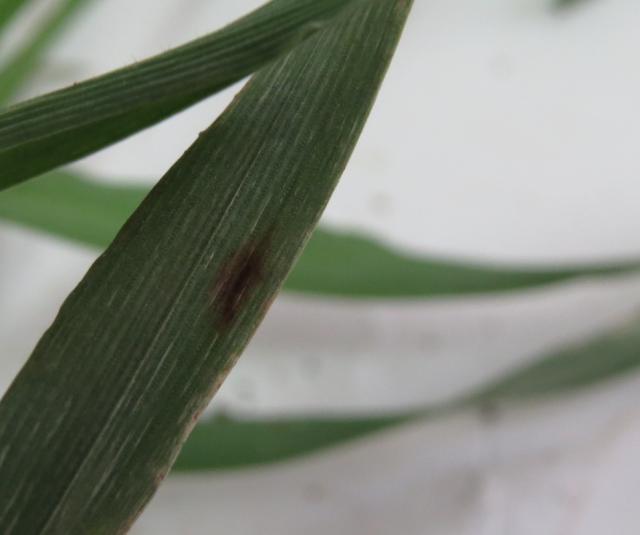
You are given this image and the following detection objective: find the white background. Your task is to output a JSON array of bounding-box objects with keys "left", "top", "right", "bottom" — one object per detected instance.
[{"left": 2, "top": 0, "right": 640, "bottom": 533}]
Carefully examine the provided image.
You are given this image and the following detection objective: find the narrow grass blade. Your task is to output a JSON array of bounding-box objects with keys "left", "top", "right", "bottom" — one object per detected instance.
[
  {"left": 0, "top": 0, "right": 94, "bottom": 105},
  {"left": 476, "top": 314, "right": 640, "bottom": 400},
  {"left": 174, "top": 311, "right": 640, "bottom": 471},
  {"left": 287, "top": 229, "right": 640, "bottom": 297},
  {"left": 2, "top": 170, "right": 638, "bottom": 298},
  {"left": 0, "top": 1, "right": 413, "bottom": 532},
  {"left": 175, "top": 414, "right": 403, "bottom": 471},
  {"left": 0, "top": 0, "right": 357, "bottom": 191}
]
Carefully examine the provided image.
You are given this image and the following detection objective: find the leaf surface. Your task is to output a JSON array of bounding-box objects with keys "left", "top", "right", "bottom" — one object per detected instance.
[
  {"left": 0, "top": 0, "right": 355, "bottom": 190},
  {"left": 1, "top": 170, "right": 638, "bottom": 298},
  {"left": 175, "top": 312, "right": 640, "bottom": 470},
  {"left": 0, "top": 0, "right": 413, "bottom": 532}
]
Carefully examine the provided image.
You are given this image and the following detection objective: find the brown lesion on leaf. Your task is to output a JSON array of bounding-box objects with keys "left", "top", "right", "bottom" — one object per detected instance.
[
  {"left": 209, "top": 232, "right": 272, "bottom": 331},
  {"left": 153, "top": 470, "right": 167, "bottom": 488}
]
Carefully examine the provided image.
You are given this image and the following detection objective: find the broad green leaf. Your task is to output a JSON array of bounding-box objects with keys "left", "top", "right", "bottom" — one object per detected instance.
[
  {"left": 0, "top": 0, "right": 356, "bottom": 191},
  {"left": 174, "top": 312, "right": 640, "bottom": 471},
  {"left": 0, "top": 1, "right": 413, "bottom": 532},
  {"left": 2, "top": 170, "right": 639, "bottom": 298},
  {"left": 0, "top": 0, "right": 94, "bottom": 105}
]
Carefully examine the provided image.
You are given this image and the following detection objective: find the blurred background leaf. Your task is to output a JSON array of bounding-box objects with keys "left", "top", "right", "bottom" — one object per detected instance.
[
  {"left": 554, "top": 0, "right": 594, "bottom": 11},
  {"left": 0, "top": 0, "right": 94, "bottom": 104},
  {"left": 175, "top": 310, "right": 640, "bottom": 470},
  {"left": 1, "top": 171, "right": 639, "bottom": 298},
  {"left": 0, "top": 0, "right": 30, "bottom": 36}
]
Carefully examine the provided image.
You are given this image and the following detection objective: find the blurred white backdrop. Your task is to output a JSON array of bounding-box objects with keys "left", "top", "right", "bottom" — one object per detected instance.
[{"left": 2, "top": 0, "right": 640, "bottom": 533}]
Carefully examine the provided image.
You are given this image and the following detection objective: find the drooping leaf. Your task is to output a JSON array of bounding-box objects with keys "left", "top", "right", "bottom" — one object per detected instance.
[
  {"left": 174, "top": 311, "right": 640, "bottom": 471},
  {"left": 2, "top": 170, "right": 638, "bottom": 298},
  {"left": 0, "top": 1, "right": 413, "bottom": 533},
  {"left": 0, "top": 0, "right": 357, "bottom": 191},
  {"left": 0, "top": 0, "right": 95, "bottom": 105}
]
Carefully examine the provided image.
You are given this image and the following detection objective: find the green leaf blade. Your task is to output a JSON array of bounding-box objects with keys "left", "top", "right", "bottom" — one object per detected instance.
[
  {"left": 477, "top": 314, "right": 640, "bottom": 400},
  {"left": 174, "top": 414, "right": 400, "bottom": 471},
  {"left": 0, "top": 0, "right": 29, "bottom": 36},
  {"left": 0, "top": 171, "right": 147, "bottom": 247},
  {"left": 287, "top": 228, "right": 640, "bottom": 297},
  {"left": 0, "top": 0, "right": 413, "bottom": 532},
  {"left": 174, "top": 311, "right": 640, "bottom": 471},
  {"left": 1, "top": 171, "right": 638, "bottom": 299},
  {"left": 0, "top": 0, "right": 95, "bottom": 105},
  {"left": 0, "top": 0, "right": 356, "bottom": 190}
]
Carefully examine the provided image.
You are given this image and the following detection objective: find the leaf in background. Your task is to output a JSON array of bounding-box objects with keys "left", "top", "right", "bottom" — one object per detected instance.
[
  {"left": 175, "top": 414, "right": 405, "bottom": 471},
  {"left": 0, "top": 170, "right": 147, "bottom": 247},
  {"left": 0, "top": 0, "right": 413, "bottom": 532},
  {"left": 2, "top": 170, "right": 639, "bottom": 298},
  {"left": 288, "top": 229, "right": 640, "bottom": 297},
  {"left": 0, "top": 0, "right": 29, "bottom": 34},
  {"left": 477, "top": 314, "right": 640, "bottom": 400},
  {"left": 553, "top": 0, "right": 594, "bottom": 11},
  {"left": 174, "top": 311, "right": 640, "bottom": 471},
  {"left": 0, "top": 0, "right": 95, "bottom": 105},
  {"left": 0, "top": 0, "right": 357, "bottom": 191},
  {"left": 0, "top": 0, "right": 29, "bottom": 36}
]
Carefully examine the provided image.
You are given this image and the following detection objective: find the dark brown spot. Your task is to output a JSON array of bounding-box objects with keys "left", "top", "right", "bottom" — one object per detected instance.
[{"left": 209, "top": 234, "right": 271, "bottom": 330}]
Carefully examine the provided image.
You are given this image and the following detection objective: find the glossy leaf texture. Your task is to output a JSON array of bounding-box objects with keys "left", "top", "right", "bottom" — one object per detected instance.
[
  {"left": 0, "top": 0, "right": 413, "bottom": 532},
  {"left": 1, "top": 170, "right": 638, "bottom": 298},
  {"left": 0, "top": 0, "right": 355, "bottom": 190}
]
